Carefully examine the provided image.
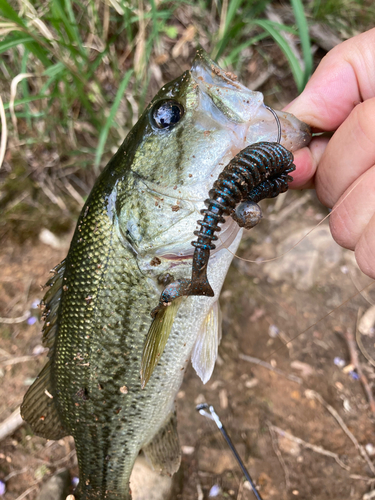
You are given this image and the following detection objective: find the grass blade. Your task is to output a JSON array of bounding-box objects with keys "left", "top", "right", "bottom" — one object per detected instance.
[
  {"left": 94, "top": 69, "right": 133, "bottom": 171},
  {"left": 221, "top": 32, "right": 268, "bottom": 67},
  {"left": 253, "top": 19, "right": 304, "bottom": 92},
  {"left": 290, "top": 0, "right": 313, "bottom": 88},
  {"left": 0, "top": 1, "right": 51, "bottom": 66},
  {"left": 0, "top": 35, "right": 33, "bottom": 54}
]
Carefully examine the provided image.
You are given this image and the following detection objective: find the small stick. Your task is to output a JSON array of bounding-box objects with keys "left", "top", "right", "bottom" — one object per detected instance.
[
  {"left": 197, "top": 403, "right": 263, "bottom": 500},
  {"left": 14, "top": 486, "right": 38, "bottom": 500},
  {"left": 4, "top": 467, "right": 29, "bottom": 482},
  {"left": 356, "top": 326, "right": 375, "bottom": 369},
  {"left": 266, "top": 421, "right": 291, "bottom": 489},
  {"left": 1, "top": 355, "right": 43, "bottom": 367},
  {"left": 0, "top": 407, "right": 23, "bottom": 441},
  {"left": 239, "top": 354, "right": 302, "bottom": 384},
  {"left": 344, "top": 327, "right": 375, "bottom": 414},
  {"left": 269, "top": 424, "right": 349, "bottom": 471},
  {"left": 305, "top": 389, "right": 375, "bottom": 475},
  {"left": 350, "top": 475, "right": 375, "bottom": 483},
  {"left": 0, "top": 311, "right": 30, "bottom": 324}
]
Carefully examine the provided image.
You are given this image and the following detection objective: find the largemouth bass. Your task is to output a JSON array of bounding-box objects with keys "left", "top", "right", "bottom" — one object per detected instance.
[{"left": 21, "top": 49, "right": 310, "bottom": 500}]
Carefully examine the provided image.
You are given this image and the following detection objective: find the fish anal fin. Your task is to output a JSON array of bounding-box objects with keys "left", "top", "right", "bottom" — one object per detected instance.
[
  {"left": 142, "top": 412, "right": 181, "bottom": 476},
  {"left": 21, "top": 360, "right": 68, "bottom": 440},
  {"left": 191, "top": 301, "right": 222, "bottom": 384}
]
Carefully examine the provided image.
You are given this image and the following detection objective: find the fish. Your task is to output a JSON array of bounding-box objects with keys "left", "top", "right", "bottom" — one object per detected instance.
[{"left": 21, "top": 49, "right": 311, "bottom": 500}]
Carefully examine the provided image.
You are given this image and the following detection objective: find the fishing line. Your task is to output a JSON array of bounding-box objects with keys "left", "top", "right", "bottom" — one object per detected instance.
[{"left": 219, "top": 175, "right": 366, "bottom": 264}]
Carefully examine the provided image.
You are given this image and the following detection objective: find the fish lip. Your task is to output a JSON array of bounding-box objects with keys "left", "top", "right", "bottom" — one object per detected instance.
[
  {"left": 191, "top": 49, "right": 311, "bottom": 151},
  {"left": 275, "top": 110, "right": 312, "bottom": 151},
  {"left": 191, "top": 48, "right": 245, "bottom": 90}
]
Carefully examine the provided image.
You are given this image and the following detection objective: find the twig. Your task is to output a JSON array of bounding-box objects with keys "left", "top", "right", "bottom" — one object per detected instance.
[
  {"left": 197, "top": 482, "right": 203, "bottom": 500},
  {"left": 305, "top": 389, "right": 375, "bottom": 475},
  {"left": 1, "top": 355, "right": 42, "bottom": 367},
  {"left": 356, "top": 316, "right": 375, "bottom": 368},
  {"left": 350, "top": 475, "right": 375, "bottom": 483},
  {"left": 345, "top": 327, "right": 375, "bottom": 414},
  {"left": 269, "top": 423, "right": 349, "bottom": 471},
  {"left": 50, "top": 449, "right": 76, "bottom": 467},
  {"left": 269, "top": 192, "right": 311, "bottom": 224},
  {"left": 0, "top": 347, "right": 11, "bottom": 359},
  {"left": 14, "top": 486, "right": 38, "bottom": 500},
  {"left": 267, "top": 422, "right": 291, "bottom": 489},
  {"left": 0, "top": 94, "right": 7, "bottom": 170},
  {"left": 4, "top": 467, "right": 30, "bottom": 482},
  {"left": 236, "top": 480, "right": 244, "bottom": 500},
  {"left": 0, "top": 407, "right": 24, "bottom": 441},
  {"left": 0, "top": 311, "right": 30, "bottom": 324},
  {"left": 239, "top": 354, "right": 302, "bottom": 384}
]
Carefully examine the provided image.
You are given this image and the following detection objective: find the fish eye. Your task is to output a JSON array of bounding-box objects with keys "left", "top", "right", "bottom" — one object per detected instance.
[{"left": 151, "top": 100, "right": 184, "bottom": 129}]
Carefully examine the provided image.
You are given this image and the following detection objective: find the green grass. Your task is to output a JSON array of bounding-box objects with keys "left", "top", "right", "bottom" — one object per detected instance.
[
  {"left": 0, "top": 0, "right": 370, "bottom": 241},
  {"left": 0, "top": 0, "right": 312, "bottom": 166}
]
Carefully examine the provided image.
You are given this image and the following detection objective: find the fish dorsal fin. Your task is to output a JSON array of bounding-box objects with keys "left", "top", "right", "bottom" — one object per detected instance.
[
  {"left": 20, "top": 359, "right": 68, "bottom": 439},
  {"left": 141, "top": 297, "right": 183, "bottom": 388},
  {"left": 142, "top": 411, "right": 181, "bottom": 476},
  {"left": 191, "top": 301, "right": 222, "bottom": 384},
  {"left": 40, "top": 259, "right": 66, "bottom": 354}
]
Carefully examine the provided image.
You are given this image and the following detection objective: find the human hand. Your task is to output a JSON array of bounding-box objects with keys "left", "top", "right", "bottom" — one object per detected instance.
[{"left": 285, "top": 28, "right": 375, "bottom": 279}]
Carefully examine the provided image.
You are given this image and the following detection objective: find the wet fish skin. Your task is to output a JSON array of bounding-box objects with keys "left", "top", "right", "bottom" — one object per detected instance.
[{"left": 21, "top": 50, "right": 311, "bottom": 500}]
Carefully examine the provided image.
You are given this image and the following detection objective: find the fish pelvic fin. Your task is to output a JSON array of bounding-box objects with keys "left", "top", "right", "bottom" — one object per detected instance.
[
  {"left": 21, "top": 359, "right": 68, "bottom": 439},
  {"left": 142, "top": 411, "right": 181, "bottom": 476},
  {"left": 191, "top": 300, "right": 222, "bottom": 384},
  {"left": 140, "top": 297, "right": 183, "bottom": 389}
]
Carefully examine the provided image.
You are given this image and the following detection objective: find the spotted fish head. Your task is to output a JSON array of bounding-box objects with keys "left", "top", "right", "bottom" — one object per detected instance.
[{"left": 129, "top": 48, "right": 310, "bottom": 203}]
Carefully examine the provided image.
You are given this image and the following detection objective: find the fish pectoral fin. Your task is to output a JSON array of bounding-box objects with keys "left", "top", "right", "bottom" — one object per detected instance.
[
  {"left": 142, "top": 411, "right": 181, "bottom": 476},
  {"left": 191, "top": 301, "right": 222, "bottom": 384},
  {"left": 140, "top": 297, "right": 183, "bottom": 389},
  {"left": 21, "top": 359, "right": 68, "bottom": 440}
]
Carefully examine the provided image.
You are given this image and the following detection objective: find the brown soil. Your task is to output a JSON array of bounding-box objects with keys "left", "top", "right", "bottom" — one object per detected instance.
[{"left": 1, "top": 189, "right": 375, "bottom": 500}]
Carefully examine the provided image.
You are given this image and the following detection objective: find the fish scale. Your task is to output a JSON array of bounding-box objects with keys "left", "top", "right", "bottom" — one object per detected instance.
[{"left": 21, "top": 49, "right": 310, "bottom": 499}]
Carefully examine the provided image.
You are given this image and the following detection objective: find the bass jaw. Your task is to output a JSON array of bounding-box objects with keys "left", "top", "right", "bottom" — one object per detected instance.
[{"left": 190, "top": 48, "right": 311, "bottom": 152}]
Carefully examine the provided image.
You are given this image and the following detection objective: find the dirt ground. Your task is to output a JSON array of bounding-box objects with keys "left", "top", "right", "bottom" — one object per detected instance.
[{"left": 1, "top": 188, "right": 375, "bottom": 500}]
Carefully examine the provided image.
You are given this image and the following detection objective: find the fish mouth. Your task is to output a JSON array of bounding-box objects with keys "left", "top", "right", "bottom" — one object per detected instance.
[
  {"left": 276, "top": 111, "right": 311, "bottom": 151},
  {"left": 191, "top": 49, "right": 265, "bottom": 124},
  {"left": 191, "top": 48, "right": 311, "bottom": 151}
]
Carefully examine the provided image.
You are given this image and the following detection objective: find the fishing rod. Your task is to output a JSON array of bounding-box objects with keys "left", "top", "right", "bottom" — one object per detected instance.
[{"left": 196, "top": 403, "right": 263, "bottom": 500}]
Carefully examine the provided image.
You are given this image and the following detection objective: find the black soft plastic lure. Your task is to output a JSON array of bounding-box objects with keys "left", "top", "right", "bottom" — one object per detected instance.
[{"left": 141, "top": 141, "right": 295, "bottom": 387}]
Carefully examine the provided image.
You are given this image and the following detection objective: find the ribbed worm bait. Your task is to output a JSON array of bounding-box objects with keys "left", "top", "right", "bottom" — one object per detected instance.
[
  {"left": 151, "top": 142, "right": 295, "bottom": 316},
  {"left": 141, "top": 140, "right": 296, "bottom": 387}
]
